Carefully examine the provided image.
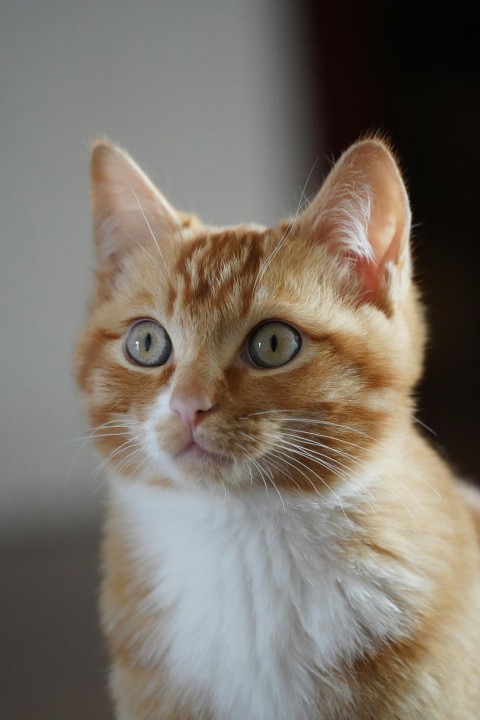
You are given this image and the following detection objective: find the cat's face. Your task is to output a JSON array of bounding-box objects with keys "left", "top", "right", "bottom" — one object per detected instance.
[{"left": 76, "top": 139, "right": 425, "bottom": 495}]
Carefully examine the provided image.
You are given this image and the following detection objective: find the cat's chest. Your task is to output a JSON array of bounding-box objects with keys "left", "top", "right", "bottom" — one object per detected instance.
[{"left": 112, "top": 482, "right": 408, "bottom": 720}]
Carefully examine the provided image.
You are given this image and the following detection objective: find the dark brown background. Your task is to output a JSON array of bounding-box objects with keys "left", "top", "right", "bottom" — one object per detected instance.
[{"left": 302, "top": 0, "right": 479, "bottom": 482}]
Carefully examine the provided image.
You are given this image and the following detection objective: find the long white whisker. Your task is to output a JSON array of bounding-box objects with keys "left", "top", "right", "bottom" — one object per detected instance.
[
  {"left": 240, "top": 432, "right": 328, "bottom": 500},
  {"left": 280, "top": 430, "right": 367, "bottom": 465},
  {"left": 65, "top": 419, "right": 134, "bottom": 480},
  {"left": 92, "top": 437, "right": 139, "bottom": 478},
  {"left": 131, "top": 187, "right": 171, "bottom": 285},
  {"left": 243, "top": 413, "right": 440, "bottom": 496},
  {"left": 241, "top": 410, "right": 373, "bottom": 441},
  {"left": 281, "top": 427, "right": 369, "bottom": 451},
  {"left": 278, "top": 432, "right": 422, "bottom": 524},
  {"left": 118, "top": 226, "right": 156, "bottom": 268},
  {"left": 270, "top": 435, "right": 376, "bottom": 514},
  {"left": 69, "top": 431, "right": 133, "bottom": 443},
  {"left": 413, "top": 416, "right": 438, "bottom": 437},
  {"left": 127, "top": 449, "right": 151, "bottom": 478},
  {"left": 233, "top": 441, "right": 270, "bottom": 498},
  {"left": 269, "top": 444, "right": 356, "bottom": 535},
  {"left": 259, "top": 456, "right": 286, "bottom": 511},
  {"left": 262, "top": 451, "right": 303, "bottom": 493}
]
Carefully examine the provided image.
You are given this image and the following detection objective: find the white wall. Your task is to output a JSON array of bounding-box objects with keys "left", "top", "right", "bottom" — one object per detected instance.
[{"left": 0, "top": 0, "right": 318, "bottom": 539}]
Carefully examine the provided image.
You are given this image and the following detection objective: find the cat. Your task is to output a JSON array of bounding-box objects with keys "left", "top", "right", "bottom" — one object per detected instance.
[{"left": 76, "top": 137, "right": 480, "bottom": 719}]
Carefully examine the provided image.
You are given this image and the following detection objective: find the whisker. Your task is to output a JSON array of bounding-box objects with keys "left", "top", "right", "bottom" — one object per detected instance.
[
  {"left": 64, "top": 418, "right": 133, "bottom": 479},
  {"left": 242, "top": 410, "right": 436, "bottom": 499},
  {"left": 280, "top": 427, "right": 369, "bottom": 451},
  {"left": 269, "top": 445, "right": 356, "bottom": 535},
  {"left": 270, "top": 435, "right": 376, "bottom": 514},
  {"left": 286, "top": 434, "right": 423, "bottom": 524},
  {"left": 413, "top": 416, "right": 438, "bottom": 437},
  {"left": 240, "top": 410, "right": 373, "bottom": 441},
  {"left": 239, "top": 432, "right": 327, "bottom": 500},
  {"left": 131, "top": 187, "right": 171, "bottom": 285},
  {"left": 278, "top": 431, "right": 423, "bottom": 522},
  {"left": 233, "top": 441, "right": 270, "bottom": 499},
  {"left": 118, "top": 226, "right": 156, "bottom": 268},
  {"left": 237, "top": 433, "right": 305, "bottom": 504},
  {"left": 92, "top": 437, "right": 139, "bottom": 478},
  {"left": 262, "top": 451, "right": 303, "bottom": 493},
  {"left": 279, "top": 430, "right": 368, "bottom": 467},
  {"left": 127, "top": 449, "right": 151, "bottom": 478},
  {"left": 69, "top": 431, "right": 133, "bottom": 443},
  {"left": 260, "top": 457, "right": 286, "bottom": 511}
]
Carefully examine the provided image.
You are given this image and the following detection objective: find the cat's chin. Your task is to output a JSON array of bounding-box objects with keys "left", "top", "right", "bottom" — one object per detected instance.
[{"left": 173, "top": 441, "right": 233, "bottom": 471}]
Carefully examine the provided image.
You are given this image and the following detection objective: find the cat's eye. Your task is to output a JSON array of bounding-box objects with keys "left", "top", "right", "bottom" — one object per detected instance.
[
  {"left": 125, "top": 320, "right": 172, "bottom": 367},
  {"left": 248, "top": 321, "right": 302, "bottom": 369}
]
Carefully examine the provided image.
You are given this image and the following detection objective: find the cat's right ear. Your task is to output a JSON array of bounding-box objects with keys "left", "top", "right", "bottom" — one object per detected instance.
[{"left": 90, "top": 140, "right": 180, "bottom": 292}]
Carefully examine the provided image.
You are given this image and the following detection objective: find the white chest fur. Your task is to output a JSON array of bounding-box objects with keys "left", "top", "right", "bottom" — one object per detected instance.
[{"left": 111, "top": 481, "right": 414, "bottom": 720}]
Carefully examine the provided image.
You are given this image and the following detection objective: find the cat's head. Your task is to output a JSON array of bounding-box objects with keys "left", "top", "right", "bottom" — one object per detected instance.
[{"left": 76, "top": 138, "right": 426, "bottom": 495}]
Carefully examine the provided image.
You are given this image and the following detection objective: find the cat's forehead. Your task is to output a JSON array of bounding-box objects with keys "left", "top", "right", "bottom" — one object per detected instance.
[
  {"left": 178, "top": 223, "right": 269, "bottom": 272},
  {"left": 168, "top": 224, "right": 271, "bottom": 310}
]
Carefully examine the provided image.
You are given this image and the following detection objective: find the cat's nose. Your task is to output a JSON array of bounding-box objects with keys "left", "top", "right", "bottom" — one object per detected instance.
[{"left": 169, "top": 391, "right": 215, "bottom": 430}]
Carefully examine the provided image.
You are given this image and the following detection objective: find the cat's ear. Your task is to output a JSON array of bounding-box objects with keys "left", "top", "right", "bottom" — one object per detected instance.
[
  {"left": 90, "top": 140, "right": 180, "bottom": 287},
  {"left": 299, "top": 138, "right": 411, "bottom": 313}
]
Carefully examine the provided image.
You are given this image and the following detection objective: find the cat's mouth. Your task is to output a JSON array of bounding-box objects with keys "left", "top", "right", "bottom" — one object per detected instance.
[{"left": 175, "top": 440, "right": 231, "bottom": 465}]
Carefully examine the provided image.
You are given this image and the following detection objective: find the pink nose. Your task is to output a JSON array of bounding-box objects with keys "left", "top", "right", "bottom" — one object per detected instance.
[{"left": 169, "top": 392, "right": 215, "bottom": 430}]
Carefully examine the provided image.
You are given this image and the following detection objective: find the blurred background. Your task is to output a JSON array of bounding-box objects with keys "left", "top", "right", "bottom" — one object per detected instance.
[{"left": 1, "top": 1, "right": 478, "bottom": 717}]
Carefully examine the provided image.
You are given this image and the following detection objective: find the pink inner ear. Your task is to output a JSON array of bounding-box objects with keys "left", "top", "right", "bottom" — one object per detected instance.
[
  {"left": 353, "top": 255, "right": 381, "bottom": 299},
  {"left": 356, "top": 209, "right": 403, "bottom": 299}
]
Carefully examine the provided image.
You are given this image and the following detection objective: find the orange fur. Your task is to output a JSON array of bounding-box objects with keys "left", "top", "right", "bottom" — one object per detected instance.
[{"left": 76, "top": 138, "right": 480, "bottom": 719}]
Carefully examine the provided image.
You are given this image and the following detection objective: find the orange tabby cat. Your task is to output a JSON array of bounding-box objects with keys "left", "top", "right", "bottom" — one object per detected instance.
[{"left": 76, "top": 138, "right": 480, "bottom": 719}]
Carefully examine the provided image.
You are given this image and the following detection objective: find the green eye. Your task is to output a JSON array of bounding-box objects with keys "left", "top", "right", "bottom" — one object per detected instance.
[
  {"left": 125, "top": 320, "right": 172, "bottom": 367},
  {"left": 248, "top": 321, "right": 302, "bottom": 368}
]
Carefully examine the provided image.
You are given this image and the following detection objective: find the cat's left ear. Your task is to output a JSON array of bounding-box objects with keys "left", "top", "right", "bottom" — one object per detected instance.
[
  {"left": 90, "top": 140, "right": 181, "bottom": 289},
  {"left": 299, "top": 138, "right": 412, "bottom": 314}
]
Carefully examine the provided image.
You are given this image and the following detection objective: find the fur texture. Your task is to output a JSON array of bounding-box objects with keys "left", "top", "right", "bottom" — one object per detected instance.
[{"left": 76, "top": 138, "right": 480, "bottom": 719}]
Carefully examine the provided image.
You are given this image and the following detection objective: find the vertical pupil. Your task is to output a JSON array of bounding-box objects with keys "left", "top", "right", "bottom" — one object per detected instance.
[
  {"left": 270, "top": 334, "right": 277, "bottom": 352},
  {"left": 144, "top": 332, "right": 152, "bottom": 352}
]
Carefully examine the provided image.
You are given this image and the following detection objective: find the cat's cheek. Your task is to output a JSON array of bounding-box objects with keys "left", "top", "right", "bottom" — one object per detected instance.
[{"left": 140, "top": 390, "right": 180, "bottom": 468}]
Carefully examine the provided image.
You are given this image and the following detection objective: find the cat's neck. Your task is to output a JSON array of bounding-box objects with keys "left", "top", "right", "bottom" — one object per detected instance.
[
  {"left": 106, "top": 443, "right": 427, "bottom": 720},
  {"left": 110, "top": 422, "right": 410, "bottom": 521}
]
